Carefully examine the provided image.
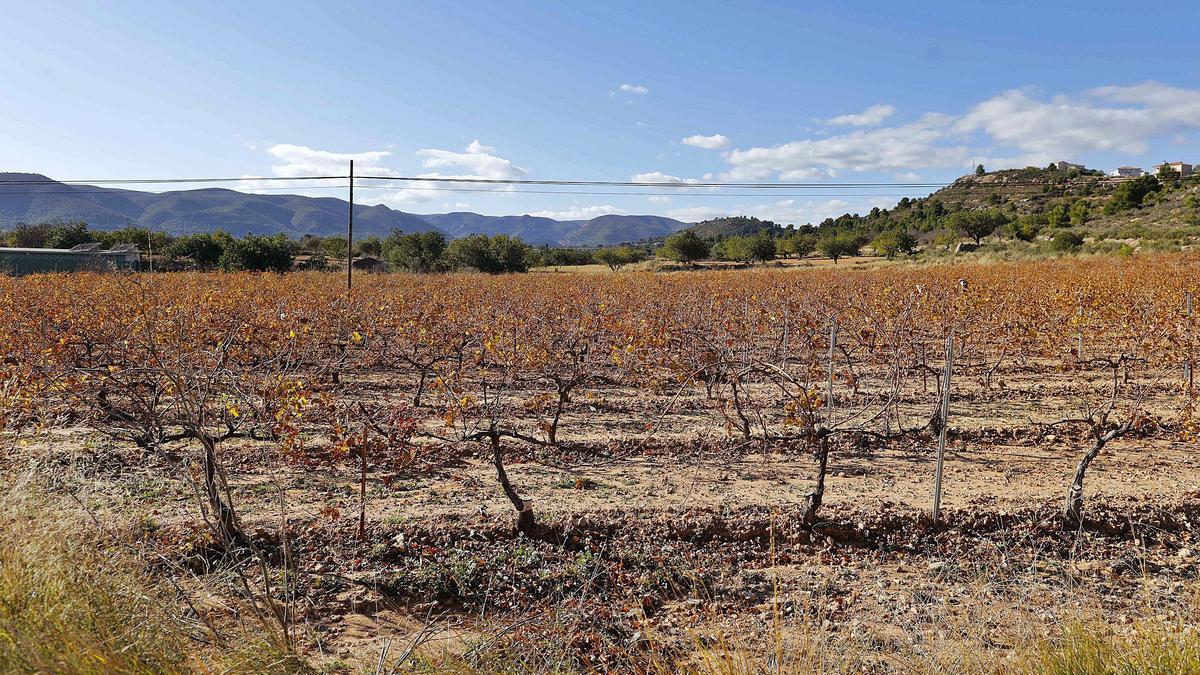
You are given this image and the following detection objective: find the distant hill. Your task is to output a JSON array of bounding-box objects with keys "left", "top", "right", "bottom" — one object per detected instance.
[
  {"left": 560, "top": 214, "right": 687, "bottom": 247},
  {"left": 0, "top": 173, "right": 690, "bottom": 245},
  {"left": 417, "top": 213, "right": 582, "bottom": 245},
  {"left": 0, "top": 173, "right": 438, "bottom": 238},
  {"left": 419, "top": 212, "right": 688, "bottom": 246},
  {"left": 687, "top": 216, "right": 784, "bottom": 239}
]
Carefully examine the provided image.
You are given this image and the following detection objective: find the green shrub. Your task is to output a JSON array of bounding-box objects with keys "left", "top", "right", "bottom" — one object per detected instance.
[
  {"left": 870, "top": 229, "right": 916, "bottom": 258},
  {"left": 219, "top": 233, "right": 294, "bottom": 272},
  {"left": 382, "top": 230, "right": 447, "bottom": 273},
  {"left": 444, "top": 233, "right": 534, "bottom": 274},
  {"left": 1048, "top": 230, "right": 1084, "bottom": 253},
  {"left": 659, "top": 230, "right": 710, "bottom": 265},
  {"left": 816, "top": 231, "right": 862, "bottom": 264}
]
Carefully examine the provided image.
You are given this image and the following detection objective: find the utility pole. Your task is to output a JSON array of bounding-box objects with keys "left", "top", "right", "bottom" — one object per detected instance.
[{"left": 346, "top": 160, "right": 355, "bottom": 291}]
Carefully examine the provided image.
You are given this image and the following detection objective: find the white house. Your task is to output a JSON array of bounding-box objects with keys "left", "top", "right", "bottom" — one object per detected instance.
[
  {"left": 1111, "top": 166, "right": 1146, "bottom": 178},
  {"left": 1154, "top": 161, "right": 1194, "bottom": 178}
]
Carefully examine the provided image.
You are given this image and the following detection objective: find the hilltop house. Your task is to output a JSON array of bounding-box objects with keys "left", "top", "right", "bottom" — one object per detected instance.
[
  {"left": 1154, "top": 162, "right": 1194, "bottom": 178},
  {"left": 1056, "top": 160, "right": 1086, "bottom": 171},
  {"left": 1111, "top": 166, "right": 1146, "bottom": 178}
]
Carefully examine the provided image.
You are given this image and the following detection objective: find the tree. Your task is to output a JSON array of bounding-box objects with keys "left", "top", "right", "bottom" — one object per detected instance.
[
  {"left": 218, "top": 233, "right": 294, "bottom": 272},
  {"left": 165, "top": 232, "right": 226, "bottom": 268},
  {"left": 816, "top": 232, "right": 861, "bottom": 264},
  {"left": 1048, "top": 229, "right": 1084, "bottom": 253},
  {"left": 869, "top": 229, "right": 916, "bottom": 259},
  {"left": 3, "top": 223, "right": 52, "bottom": 248},
  {"left": 444, "top": 234, "right": 533, "bottom": 274},
  {"left": 593, "top": 245, "right": 644, "bottom": 272},
  {"left": 1047, "top": 204, "right": 1070, "bottom": 229},
  {"left": 382, "top": 230, "right": 447, "bottom": 273},
  {"left": 1104, "top": 175, "right": 1161, "bottom": 214},
  {"left": 97, "top": 226, "right": 171, "bottom": 254},
  {"left": 537, "top": 247, "right": 594, "bottom": 267},
  {"left": 1069, "top": 200, "right": 1090, "bottom": 226},
  {"left": 490, "top": 235, "right": 536, "bottom": 273},
  {"left": 975, "top": 164, "right": 986, "bottom": 176},
  {"left": 659, "top": 230, "right": 709, "bottom": 265},
  {"left": 355, "top": 235, "right": 383, "bottom": 257},
  {"left": 1007, "top": 216, "right": 1042, "bottom": 242},
  {"left": 950, "top": 209, "right": 1008, "bottom": 244},
  {"left": 778, "top": 232, "right": 816, "bottom": 258},
  {"left": 45, "top": 222, "right": 96, "bottom": 249},
  {"left": 746, "top": 231, "right": 777, "bottom": 263}
]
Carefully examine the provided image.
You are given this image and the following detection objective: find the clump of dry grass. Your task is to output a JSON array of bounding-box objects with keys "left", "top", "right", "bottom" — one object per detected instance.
[
  {"left": 1029, "top": 618, "right": 1200, "bottom": 675},
  {"left": 0, "top": 488, "right": 307, "bottom": 674}
]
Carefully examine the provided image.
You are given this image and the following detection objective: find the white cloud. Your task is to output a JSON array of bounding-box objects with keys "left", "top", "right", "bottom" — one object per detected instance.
[
  {"left": 647, "top": 195, "right": 671, "bottom": 203},
  {"left": 619, "top": 83, "right": 649, "bottom": 95},
  {"left": 725, "top": 113, "right": 969, "bottom": 178},
  {"left": 416, "top": 143, "right": 525, "bottom": 180},
  {"left": 956, "top": 84, "right": 1200, "bottom": 160},
  {"left": 825, "top": 104, "right": 896, "bottom": 127},
  {"left": 777, "top": 168, "right": 829, "bottom": 181},
  {"left": 262, "top": 144, "right": 396, "bottom": 177},
  {"left": 465, "top": 140, "right": 495, "bottom": 154},
  {"left": 239, "top": 143, "right": 399, "bottom": 193},
  {"left": 380, "top": 141, "right": 526, "bottom": 205},
  {"left": 528, "top": 205, "right": 623, "bottom": 220},
  {"left": 681, "top": 133, "right": 731, "bottom": 149},
  {"left": 630, "top": 171, "right": 702, "bottom": 185},
  {"left": 715, "top": 82, "right": 1200, "bottom": 181},
  {"left": 893, "top": 171, "right": 922, "bottom": 182}
]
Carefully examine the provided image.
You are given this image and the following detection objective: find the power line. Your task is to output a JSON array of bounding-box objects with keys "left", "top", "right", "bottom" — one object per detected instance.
[
  {"left": 0, "top": 176, "right": 343, "bottom": 186},
  {"left": 354, "top": 175, "right": 958, "bottom": 189},
  {"left": 0, "top": 185, "right": 950, "bottom": 199},
  {"left": 0, "top": 174, "right": 1075, "bottom": 190}
]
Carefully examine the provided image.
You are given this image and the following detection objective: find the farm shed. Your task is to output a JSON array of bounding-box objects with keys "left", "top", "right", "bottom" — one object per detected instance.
[{"left": 0, "top": 243, "right": 140, "bottom": 276}]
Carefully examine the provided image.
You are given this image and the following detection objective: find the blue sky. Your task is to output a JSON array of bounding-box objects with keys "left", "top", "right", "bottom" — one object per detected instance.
[{"left": 3, "top": 0, "right": 1200, "bottom": 224}]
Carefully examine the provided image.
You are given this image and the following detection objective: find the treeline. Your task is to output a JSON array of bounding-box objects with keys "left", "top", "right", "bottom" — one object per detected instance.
[{"left": 0, "top": 221, "right": 655, "bottom": 274}]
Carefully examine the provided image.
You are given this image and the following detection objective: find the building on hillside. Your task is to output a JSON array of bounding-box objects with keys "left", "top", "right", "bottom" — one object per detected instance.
[
  {"left": 1154, "top": 161, "right": 1194, "bottom": 178},
  {"left": 1056, "top": 160, "right": 1086, "bottom": 172},
  {"left": 0, "top": 243, "right": 140, "bottom": 276},
  {"left": 1111, "top": 166, "right": 1146, "bottom": 178}
]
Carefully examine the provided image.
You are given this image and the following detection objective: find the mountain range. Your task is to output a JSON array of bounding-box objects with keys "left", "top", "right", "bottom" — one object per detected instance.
[{"left": 0, "top": 173, "right": 689, "bottom": 247}]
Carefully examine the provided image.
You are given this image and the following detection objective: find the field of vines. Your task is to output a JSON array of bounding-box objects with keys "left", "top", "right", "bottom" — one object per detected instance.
[{"left": 2, "top": 254, "right": 1199, "bottom": 672}]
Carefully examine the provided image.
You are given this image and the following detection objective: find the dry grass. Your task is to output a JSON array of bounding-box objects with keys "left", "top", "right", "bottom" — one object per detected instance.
[
  {"left": 1, "top": 483, "right": 1197, "bottom": 673},
  {"left": 0, "top": 487, "right": 307, "bottom": 675}
]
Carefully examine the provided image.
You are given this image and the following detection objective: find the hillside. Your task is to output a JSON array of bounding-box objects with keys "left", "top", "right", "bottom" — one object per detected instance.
[
  {"left": 0, "top": 174, "right": 691, "bottom": 245},
  {"left": 0, "top": 174, "right": 438, "bottom": 238},
  {"left": 928, "top": 166, "right": 1200, "bottom": 235},
  {"left": 559, "top": 214, "right": 687, "bottom": 247},
  {"left": 417, "top": 212, "right": 580, "bottom": 245},
  {"left": 687, "top": 215, "right": 784, "bottom": 239}
]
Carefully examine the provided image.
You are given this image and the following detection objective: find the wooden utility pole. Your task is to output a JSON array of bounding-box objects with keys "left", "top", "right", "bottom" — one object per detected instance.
[
  {"left": 932, "top": 333, "right": 953, "bottom": 524},
  {"left": 346, "top": 160, "right": 355, "bottom": 291}
]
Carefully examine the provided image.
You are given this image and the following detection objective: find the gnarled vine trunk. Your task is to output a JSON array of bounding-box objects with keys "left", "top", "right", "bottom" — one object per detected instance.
[
  {"left": 802, "top": 433, "right": 830, "bottom": 528},
  {"left": 1062, "top": 432, "right": 1111, "bottom": 528},
  {"left": 199, "top": 434, "right": 246, "bottom": 546},
  {"left": 491, "top": 432, "right": 535, "bottom": 535}
]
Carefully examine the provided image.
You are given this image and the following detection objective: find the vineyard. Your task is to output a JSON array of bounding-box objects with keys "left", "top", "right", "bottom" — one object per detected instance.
[{"left": 2, "top": 255, "right": 1199, "bottom": 672}]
